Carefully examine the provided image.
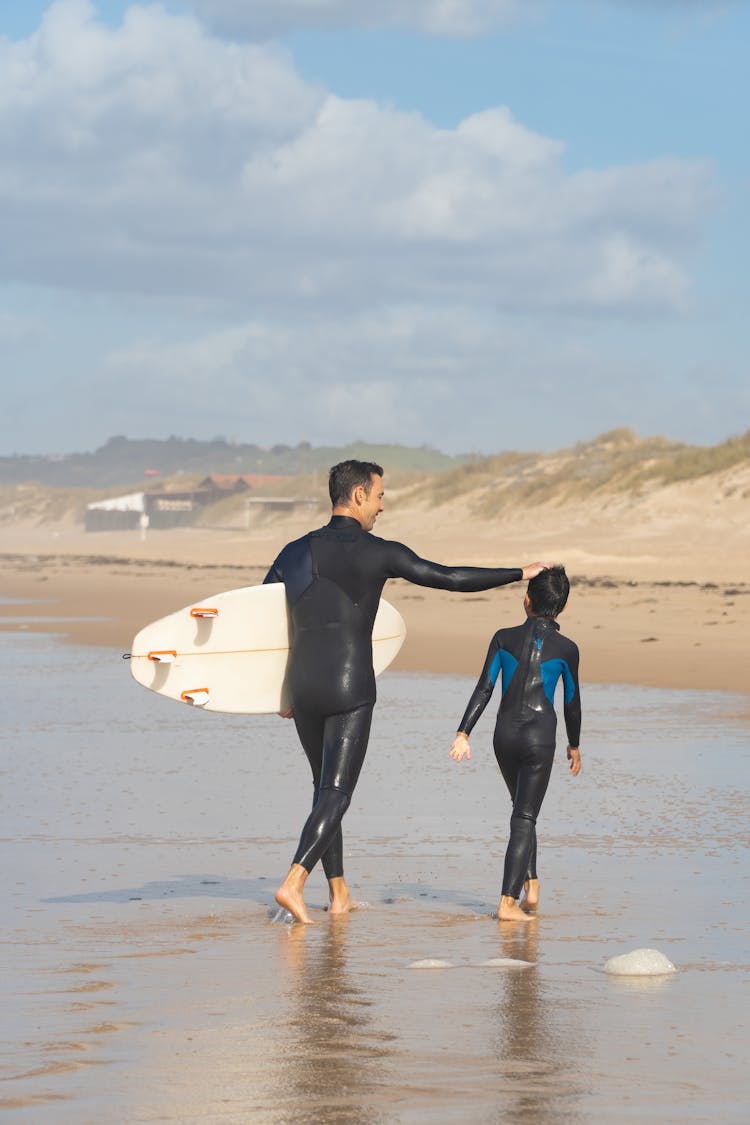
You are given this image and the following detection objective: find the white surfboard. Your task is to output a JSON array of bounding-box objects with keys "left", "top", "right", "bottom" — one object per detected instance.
[{"left": 129, "top": 583, "right": 406, "bottom": 715}]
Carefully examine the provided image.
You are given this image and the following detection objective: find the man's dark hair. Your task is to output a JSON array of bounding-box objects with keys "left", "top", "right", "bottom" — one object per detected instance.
[
  {"left": 527, "top": 566, "right": 569, "bottom": 618},
  {"left": 329, "top": 460, "right": 384, "bottom": 507}
]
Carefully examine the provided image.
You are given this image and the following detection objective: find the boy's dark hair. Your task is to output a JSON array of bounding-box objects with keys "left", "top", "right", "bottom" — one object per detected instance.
[
  {"left": 329, "top": 460, "right": 384, "bottom": 507},
  {"left": 527, "top": 566, "right": 569, "bottom": 618}
]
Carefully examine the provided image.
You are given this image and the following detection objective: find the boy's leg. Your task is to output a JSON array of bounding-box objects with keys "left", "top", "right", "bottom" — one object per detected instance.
[
  {"left": 495, "top": 739, "right": 534, "bottom": 920},
  {"left": 502, "top": 751, "right": 554, "bottom": 897}
]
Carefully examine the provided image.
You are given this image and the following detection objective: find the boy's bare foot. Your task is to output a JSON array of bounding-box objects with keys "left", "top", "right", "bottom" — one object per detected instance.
[
  {"left": 328, "top": 876, "right": 359, "bottom": 915},
  {"left": 497, "top": 895, "right": 535, "bottom": 923},
  {"left": 522, "top": 879, "right": 540, "bottom": 910},
  {"left": 275, "top": 864, "right": 316, "bottom": 924}
]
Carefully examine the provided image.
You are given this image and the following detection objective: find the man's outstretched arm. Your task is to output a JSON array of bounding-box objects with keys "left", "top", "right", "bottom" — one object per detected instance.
[{"left": 385, "top": 542, "right": 551, "bottom": 591}]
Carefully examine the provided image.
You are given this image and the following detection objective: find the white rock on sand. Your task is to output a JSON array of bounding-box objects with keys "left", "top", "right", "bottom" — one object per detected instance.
[{"left": 603, "top": 948, "right": 677, "bottom": 976}]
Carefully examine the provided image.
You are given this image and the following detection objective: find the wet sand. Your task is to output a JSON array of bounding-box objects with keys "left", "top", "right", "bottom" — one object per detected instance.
[
  {"left": 2, "top": 636, "right": 749, "bottom": 1123},
  {"left": 1, "top": 518, "right": 749, "bottom": 697},
  {"left": 2, "top": 512, "right": 749, "bottom": 1120}
]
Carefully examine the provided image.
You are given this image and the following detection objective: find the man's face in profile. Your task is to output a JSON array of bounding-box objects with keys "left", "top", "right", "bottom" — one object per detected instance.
[{"left": 360, "top": 474, "right": 384, "bottom": 531}]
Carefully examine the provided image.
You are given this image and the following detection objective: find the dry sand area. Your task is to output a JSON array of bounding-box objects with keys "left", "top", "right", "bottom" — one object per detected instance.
[{"left": 1, "top": 454, "right": 749, "bottom": 701}]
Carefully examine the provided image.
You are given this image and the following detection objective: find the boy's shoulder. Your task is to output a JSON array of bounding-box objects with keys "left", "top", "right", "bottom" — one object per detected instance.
[
  {"left": 489, "top": 621, "right": 530, "bottom": 652},
  {"left": 555, "top": 625, "right": 579, "bottom": 655},
  {"left": 493, "top": 621, "right": 527, "bottom": 641},
  {"left": 491, "top": 619, "right": 579, "bottom": 652}
]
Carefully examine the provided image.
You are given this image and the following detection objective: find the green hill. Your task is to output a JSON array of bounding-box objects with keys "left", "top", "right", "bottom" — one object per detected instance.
[{"left": 0, "top": 436, "right": 462, "bottom": 489}]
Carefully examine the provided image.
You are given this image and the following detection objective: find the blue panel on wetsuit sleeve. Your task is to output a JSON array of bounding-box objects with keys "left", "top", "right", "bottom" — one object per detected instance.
[
  {"left": 560, "top": 659, "right": 576, "bottom": 703},
  {"left": 499, "top": 650, "right": 519, "bottom": 692},
  {"left": 489, "top": 651, "right": 502, "bottom": 686},
  {"left": 540, "top": 658, "right": 564, "bottom": 705},
  {"left": 277, "top": 535, "right": 314, "bottom": 604},
  {"left": 540, "top": 658, "right": 576, "bottom": 704}
]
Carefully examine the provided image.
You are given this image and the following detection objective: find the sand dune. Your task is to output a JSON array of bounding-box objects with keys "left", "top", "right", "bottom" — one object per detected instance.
[{"left": 2, "top": 433, "right": 748, "bottom": 700}]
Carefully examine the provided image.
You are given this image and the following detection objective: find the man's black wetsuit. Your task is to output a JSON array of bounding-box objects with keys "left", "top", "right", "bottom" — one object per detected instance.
[
  {"left": 458, "top": 616, "right": 581, "bottom": 899},
  {"left": 264, "top": 515, "right": 523, "bottom": 879}
]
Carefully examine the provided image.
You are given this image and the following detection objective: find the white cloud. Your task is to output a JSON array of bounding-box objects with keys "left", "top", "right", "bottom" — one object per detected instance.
[
  {"left": 0, "top": 312, "right": 45, "bottom": 347},
  {"left": 178, "top": 0, "right": 524, "bottom": 39},
  {"left": 100, "top": 307, "right": 508, "bottom": 445},
  {"left": 95, "top": 305, "right": 667, "bottom": 453},
  {"left": 0, "top": 0, "right": 713, "bottom": 324},
  {"left": 175, "top": 0, "right": 736, "bottom": 40}
]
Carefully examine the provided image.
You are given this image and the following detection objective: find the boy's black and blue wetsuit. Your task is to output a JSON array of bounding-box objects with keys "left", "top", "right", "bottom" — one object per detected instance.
[
  {"left": 458, "top": 615, "right": 581, "bottom": 899},
  {"left": 265, "top": 515, "right": 524, "bottom": 879}
]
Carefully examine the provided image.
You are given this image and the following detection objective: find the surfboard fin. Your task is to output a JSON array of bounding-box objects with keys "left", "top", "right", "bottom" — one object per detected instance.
[{"left": 180, "top": 688, "right": 210, "bottom": 706}]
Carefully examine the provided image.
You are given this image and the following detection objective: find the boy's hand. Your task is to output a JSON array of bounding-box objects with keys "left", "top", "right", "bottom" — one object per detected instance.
[
  {"left": 567, "top": 746, "right": 581, "bottom": 775},
  {"left": 450, "top": 733, "right": 471, "bottom": 762}
]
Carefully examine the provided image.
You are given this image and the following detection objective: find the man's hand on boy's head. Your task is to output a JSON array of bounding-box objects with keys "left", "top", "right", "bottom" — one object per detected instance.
[
  {"left": 567, "top": 746, "right": 581, "bottom": 776},
  {"left": 521, "top": 560, "right": 558, "bottom": 581},
  {"left": 449, "top": 732, "right": 471, "bottom": 762}
]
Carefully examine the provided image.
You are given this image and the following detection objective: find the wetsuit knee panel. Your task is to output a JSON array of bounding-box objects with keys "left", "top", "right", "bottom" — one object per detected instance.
[
  {"left": 318, "top": 785, "right": 352, "bottom": 810},
  {"left": 510, "top": 810, "right": 538, "bottom": 827}
]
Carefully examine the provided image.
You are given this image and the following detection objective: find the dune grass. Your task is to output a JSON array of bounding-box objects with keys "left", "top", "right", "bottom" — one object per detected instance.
[
  {"left": 428, "top": 428, "right": 750, "bottom": 514},
  {"left": 4, "top": 429, "right": 749, "bottom": 526}
]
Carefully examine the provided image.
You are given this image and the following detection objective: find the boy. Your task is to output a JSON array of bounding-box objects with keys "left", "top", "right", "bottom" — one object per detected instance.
[{"left": 450, "top": 566, "right": 581, "bottom": 922}]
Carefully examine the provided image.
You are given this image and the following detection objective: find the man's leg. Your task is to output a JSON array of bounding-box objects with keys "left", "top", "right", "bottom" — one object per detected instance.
[
  {"left": 274, "top": 709, "right": 323, "bottom": 924},
  {"left": 293, "top": 705, "right": 372, "bottom": 872},
  {"left": 292, "top": 709, "right": 346, "bottom": 889},
  {"left": 276, "top": 705, "right": 373, "bottom": 923},
  {"left": 523, "top": 834, "right": 540, "bottom": 909},
  {"left": 319, "top": 705, "right": 374, "bottom": 915}
]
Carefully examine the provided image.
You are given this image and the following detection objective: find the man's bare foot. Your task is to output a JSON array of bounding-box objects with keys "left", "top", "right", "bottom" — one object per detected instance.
[
  {"left": 497, "top": 895, "right": 535, "bottom": 923},
  {"left": 329, "top": 893, "right": 359, "bottom": 915},
  {"left": 275, "top": 864, "right": 316, "bottom": 924},
  {"left": 327, "top": 876, "right": 359, "bottom": 915},
  {"left": 522, "top": 879, "right": 539, "bottom": 910},
  {"left": 329, "top": 898, "right": 359, "bottom": 915}
]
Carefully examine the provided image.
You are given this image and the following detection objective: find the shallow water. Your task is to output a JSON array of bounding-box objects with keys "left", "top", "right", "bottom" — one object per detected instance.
[{"left": 2, "top": 633, "right": 749, "bottom": 1123}]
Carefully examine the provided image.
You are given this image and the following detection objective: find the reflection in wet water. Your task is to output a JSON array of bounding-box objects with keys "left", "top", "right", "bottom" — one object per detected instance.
[
  {"left": 486, "top": 926, "right": 586, "bottom": 1125},
  {"left": 273, "top": 919, "right": 395, "bottom": 1123}
]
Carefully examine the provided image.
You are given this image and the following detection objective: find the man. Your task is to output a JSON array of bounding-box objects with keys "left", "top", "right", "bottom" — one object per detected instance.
[{"left": 264, "top": 459, "right": 551, "bottom": 923}]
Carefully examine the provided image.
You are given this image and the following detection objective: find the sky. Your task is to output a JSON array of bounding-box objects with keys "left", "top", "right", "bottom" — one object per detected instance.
[{"left": 0, "top": 0, "right": 747, "bottom": 456}]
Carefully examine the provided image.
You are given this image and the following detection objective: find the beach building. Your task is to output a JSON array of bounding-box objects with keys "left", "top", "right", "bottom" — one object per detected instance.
[
  {"left": 85, "top": 489, "right": 207, "bottom": 531},
  {"left": 84, "top": 473, "right": 315, "bottom": 530},
  {"left": 197, "top": 474, "right": 319, "bottom": 522}
]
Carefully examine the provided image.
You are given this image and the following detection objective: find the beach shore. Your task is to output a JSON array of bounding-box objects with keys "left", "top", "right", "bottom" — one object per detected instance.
[
  {"left": 1, "top": 515, "right": 748, "bottom": 699},
  {"left": 4, "top": 643, "right": 749, "bottom": 1123},
  {"left": 3, "top": 501, "right": 749, "bottom": 1122}
]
